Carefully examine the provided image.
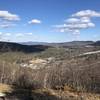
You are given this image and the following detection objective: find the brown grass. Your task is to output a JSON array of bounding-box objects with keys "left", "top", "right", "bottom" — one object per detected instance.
[
  {"left": 0, "top": 83, "right": 100, "bottom": 100},
  {"left": 0, "top": 83, "right": 13, "bottom": 93}
]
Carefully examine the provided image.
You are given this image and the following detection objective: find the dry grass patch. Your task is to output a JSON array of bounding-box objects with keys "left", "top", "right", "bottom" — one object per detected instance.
[{"left": 0, "top": 83, "right": 13, "bottom": 93}]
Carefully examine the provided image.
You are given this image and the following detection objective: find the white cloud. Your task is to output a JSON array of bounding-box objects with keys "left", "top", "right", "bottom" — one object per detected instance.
[
  {"left": 54, "top": 21, "right": 95, "bottom": 34},
  {"left": 0, "top": 32, "right": 11, "bottom": 40},
  {"left": 0, "top": 23, "right": 16, "bottom": 28},
  {"left": 65, "top": 17, "right": 91, "bottom": 24},
  {"left": 0, "top": 11, "right": 20, "bottom": 29},
  {"left": 5, "top": 33, "right": 11, "bottom": 36},
  {"left": 68, "top": 22, "right": 95, "bottom": 29},
  {"left": 0, "top": 32, "right": 33, "bottom": 39},
  {"left": 73, "top": 30, "right": 80, "bottom": 35},
  {"left": 0, "top": 32, "right": 2, "bottom": 35},
  {"left": 15, "top": 32, "right": 34, "bottom": 37},
  {"left": 15, "top": 33, "right": 24, "bottom": 37},
  {"left": 0, "top": 11, "right": 20, "bottom": 21},
  {"left": 28, "top": 19, "right": 41, "bottom": 24},
  {"left": 53, "top": 10, "right": 100, "bottom": 35},
  {"left": 59, "top": 29, "right": 65, "bottom": 33},
  {"left": 26, "top": 32, "right": 33, "bottom": 35},
  {"left": 65, "top": 18, "right": 80, "bottom": 23},
  {"left": 87, "top": 22, "right": 95, "bottom": 27},
  {"left": 72, "top": 10, "right": 100, "bottom": 17},
  {"left": 80, "top": 17, "right": 91, "bottom": 23},
  {"left": 53, "top": 24, "right": 67, "bottom": 28}
]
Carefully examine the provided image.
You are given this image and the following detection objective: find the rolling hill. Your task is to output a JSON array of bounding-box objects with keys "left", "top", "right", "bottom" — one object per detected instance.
[{"left": 0, "top": 41, "right": 50, "bottom": 53}]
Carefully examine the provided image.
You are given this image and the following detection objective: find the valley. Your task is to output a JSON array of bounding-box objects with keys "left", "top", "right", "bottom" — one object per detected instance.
[{"left": 0, "top": 41, "right": 100, "bottom": 100}]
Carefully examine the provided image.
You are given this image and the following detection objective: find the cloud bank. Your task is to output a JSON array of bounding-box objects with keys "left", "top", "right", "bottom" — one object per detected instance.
[
  {"left": 0, "top": 11, "right": 20, "bottom": 21},
  {"left": 54, "top": 10, "right": 100, "bottom": 35},
  {"left": 0, "top": 10, "right": 20, "bottom": 28},
  {"left": 72, "top": 10, "right": 100, "bottom": 17}
]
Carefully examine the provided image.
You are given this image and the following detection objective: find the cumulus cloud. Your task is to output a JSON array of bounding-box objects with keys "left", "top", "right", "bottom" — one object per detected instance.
[
  {"left": 54, "top": 22, "right": 95, "bottom": 34},
  {"left": 15, "top": 33, "right": 24, "bottom": 37},
  {"left": 0, "top": 11, "right": 20, "bottom": 21},
  {"left": 28, "top": 19, "right": 41, "bottom": 24},
  {"left": 26, "top": 32, "right": 33, "bottom": 35},
  {"left": 67, "top": 22, "right": 95, "bottom": 29},
  {"left": 0, "top": 11, "right": 20, "bottom": 29},
  {"left": 0, "top": 24, "right": 11, "bottom": 28},
  {"left": 0, "top": 32, "right": 2, "bottom": 35},
  {"left": 0, "top": 23, "right": 16, "bottom": 28},
  {"left": 15, "top": 32, "right": 34, "bottom": 37},
  {"left": 53, "top": 10, "right": 100, "bottom": 35},
  {"left": 0, "top": 32, "right": 33, "bottom": 39},
  {"left": 65, "top": 18, "right": 80, "bottom": 23},
  {"left": 5, "top": 33, "right": 11, "bottom": 36},
  {"left": 72, "top": 10, "right": 100, "bottom": 17},
  {"left": 80, "top": 17, "right": 91, "bottom": 23}
]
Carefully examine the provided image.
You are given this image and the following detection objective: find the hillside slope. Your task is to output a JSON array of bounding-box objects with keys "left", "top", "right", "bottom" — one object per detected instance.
[{"left": 0, "top": 41, "right": 50, "bottom": 53}]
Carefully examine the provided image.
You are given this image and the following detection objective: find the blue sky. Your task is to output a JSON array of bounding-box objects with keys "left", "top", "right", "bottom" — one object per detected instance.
[{"left": 0, "top": 0, "right": 100, "bottom": 42}]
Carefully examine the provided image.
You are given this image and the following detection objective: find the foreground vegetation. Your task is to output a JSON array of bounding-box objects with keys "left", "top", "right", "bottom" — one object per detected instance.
[{"left": 0, "top": 46, "right": 100, "bottom": 100}]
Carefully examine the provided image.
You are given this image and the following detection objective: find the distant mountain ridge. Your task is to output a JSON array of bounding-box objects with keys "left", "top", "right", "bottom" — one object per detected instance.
[
  {"left": 20, "top": 41, "right": 48, "bottom": 45},
  {"left": 0, "top": 41, "right": 50, "bottom": 53},
  {"left": 0, "top": 41, "right": 100, "bottom": 53},
  {"left": 20, "top": 41, "right": 95, "bottom": 47}
]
